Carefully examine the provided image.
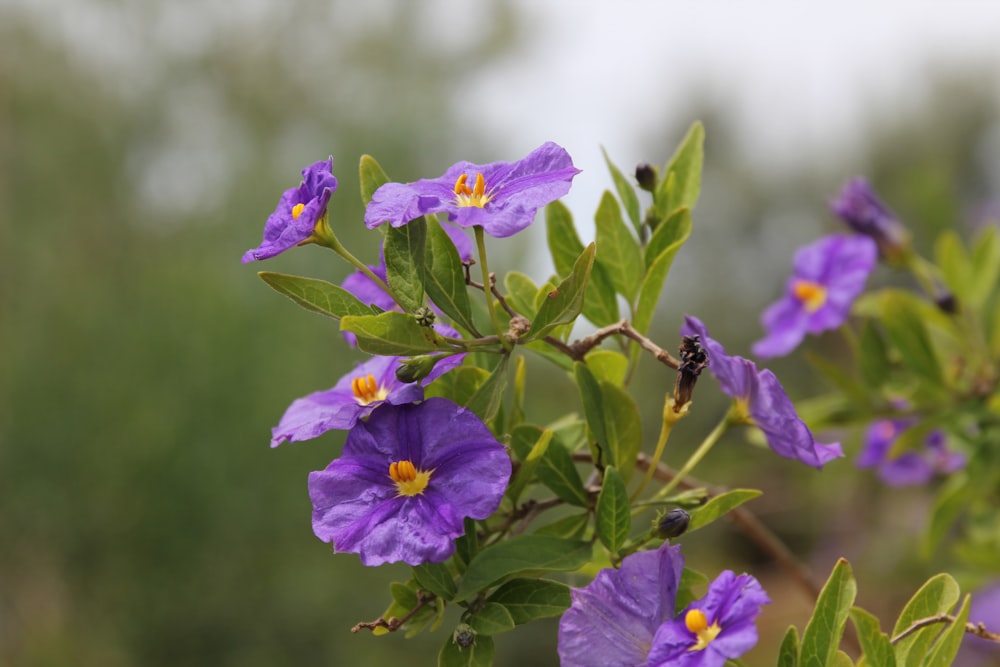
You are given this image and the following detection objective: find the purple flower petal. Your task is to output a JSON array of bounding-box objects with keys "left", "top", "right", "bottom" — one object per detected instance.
[
  {"left": 857, "top": 419, "right": 965, "bottom": 486},
  {"left": 830, "top": 177, "right": 911, "bottom": 260},
  {"left": 242, "top": 158, "right": 337, "bottom": 262}
]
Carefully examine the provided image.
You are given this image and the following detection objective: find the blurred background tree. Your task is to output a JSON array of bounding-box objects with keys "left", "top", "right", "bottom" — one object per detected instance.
[{"left": 1, "top": 1, "right": 998, "bottom": 665}]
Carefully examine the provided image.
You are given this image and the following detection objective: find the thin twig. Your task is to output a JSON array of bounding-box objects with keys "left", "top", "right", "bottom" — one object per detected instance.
[
  {"left": 554, "top": 320, "right": 681, "bottom": 368},
  {"left": 890, "top": 613, "right": 1000, "bottom": 645},
  {"left": 351, "top": 590, "right": 438, "bottom": 634}
]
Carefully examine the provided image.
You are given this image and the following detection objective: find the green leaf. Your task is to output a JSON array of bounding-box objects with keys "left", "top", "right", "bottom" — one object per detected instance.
[
  {"left": 921, "top": 475, "right": 971, "bottom": 559},
  {"left": 465, "top": 355, "right": 508, "bottom": 423},
  {"left": 425, "top": 216, "right": 477, "bottom": 333},
  {"left": 545, "top": 202, "right": 619, "bottom": 326},
  {"left": 487, "top": 578, "right": 572, "bottom": 625},
  {"left": 426, "top": 366, "right": 491, "bottom": 406},
  {"left": 831, "top": 650, "right": 854, "bottom": 667},
  {"left": 524, "top": 243, "right": 595, "bottom": 340},
  {"left": 504, "top": 271, "right": 540, "bottom": 318},
  {"left": 534, "top": 512, "right": 591, "bottom": 539},
  {"left": 923, "top": 594, "right": 970, "bottom": 667},
  {"left": 806, "top": 351, "right": 869, "bottom": 406},
  {"left": 934, "top": 230, "right": 971, "bottom": 303},
  {"left": 506, "top": 426, "right": 553, "bottom": 502},
  {"left": 537, "top": 435, "right": 590, "bottom": 507},
  {"left": 383, "top": 216, "right": 427, "bottom": 311},
  {"left": 413, "top": 562, "right": 457, "bottom": 602},
  {"left": 438, "top": 634, "right": 495, "bottom": 667},
  {"left": 778, "top": 625, "right": 800, "bottom": 667},
  {"left": 970, "top": 224, "right": 1000, "bottom": 308},
  {"left": 849, "top": 607, "right": 896, "bottom": 667},
  {"left": 602, "top": 146, "right": 641, "bottom": 232},
  {"left": 654, "top": 121, "right": 704, "bottom": 219},
  {"left": 594, "top": 190, "right": 643, "bottom": 303},
  {"left": 341, "top": 311, "right": 453, "bottom": 356},
  {"left": 466, "top": 602, "right": 515, "bottom": 636},
  {"left": 584, "top": 349, "right": 629, "bottom": 386},
  {"left": 258, "top": 272, "right": 371, "bottom": 319},
  {"left": 634, "top": 208, "right": 692, "bottom": 334},
  {"left": 800, "top": 558, "right": 857, "bottom": 667},
  {"left": 891, "top": 573, "right": 960, "bottom": 667},
  {"left": 878, "top": 291, "right": 944, "bottom": 387},
  {"left": 686, "top": 489, "right": 762, "bottom": 533},
  {"left": 454, "top": 535, "right": 591, "bottom": 602},
  {"left": 574, "top": 362, "right": 608, "bottom": 465},
  {"left": 359, "top": 154, "right": 390, "bottom": 205},
  {"left": 596, "top": 466, "right": 630, "bottom": 553},
  {"left": 599, "top": 381, "right": 642, "bottom": 482},
  {"left": 857, "top": 320, "right": 891, "bottom": 391}
]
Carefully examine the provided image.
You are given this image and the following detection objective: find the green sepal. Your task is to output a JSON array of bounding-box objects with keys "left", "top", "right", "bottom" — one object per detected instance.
[
  {"left": 594, "top": 190, "right": 643, "bottom": 303},
  {"left": 800, "top": 558, "right": 857, "bottom": 667},
  {"left": 341, "top": 311, "right": 455, "bottom": 356},
  {"left": 686, "top": 489, "right": 762, "bottom": 533},
  {"left": 601, "top": 146, "right": 642, "bottom": 232},
  {"left": 424, "top": 216, "right": 478, "bottom": 334},
  {"left": 359, "top": 154, "right": 390, "bottom": 205},
  {"left": 486, "top": 578, "right": 572, "bottom": 625},
  {"left": 595, "top": 465, "right": 630, "bottom": 554},
  {"left": 383, "top": 215, "right": 426, "bottom": 312},
  {"left": 523, "top": 243, "right": 595, "bottom": 341},
  {"left": 258, "top": 271, "right": 371, "bottom": 319}
]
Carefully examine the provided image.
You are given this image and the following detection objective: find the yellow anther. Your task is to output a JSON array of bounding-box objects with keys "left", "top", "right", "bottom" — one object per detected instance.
[
  {"left": 388, "top": 460, "right": 433, "bottom": 496},
  {"left": 684, "top": 609, "right": 722, "bottom": 651},
  {"left": 792, "top": 279, "right": 828, "bottom": 313},
  {"left": 454, "top": 173, "right": 470, "bottom": 196},
  {"left": 292, "top": 202, "right": 306, "bottom": 220},
  {"left": 350, "top": 374, "right": 386, "bottom": 405},
  {"left": 453, "top": 172, "right": 491, "bottom": 208}
]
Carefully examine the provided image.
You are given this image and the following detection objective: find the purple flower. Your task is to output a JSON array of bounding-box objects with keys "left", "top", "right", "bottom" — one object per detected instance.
[
  {"left": 682, "top": 316, "right": 843, "bottom": 469},
  {"left": 242, "top": 158, "right": 338, "bottom": 263},
  {"left": 364, "top": 142, "right": 581, "bottom": 238},
  {"left": 752, "top": 234, "right": 877, "bottom": 359},
  {"left": 830, "top": 177, "right": 911, "bottom": 262},
  {"left": 308, "top": 398, "right": 511, "bottom": 566},
  {"left": 647, "top": 571, "right": 770, "bottom": 667},
  {"left": 558, "top": 543, "right": 769, "bottom": 667},
  {"left": 956, "top": 581, "right": 1000, "bottom": 667},
  {"left": 857, "top": 419, "right": 965, "bottom": 486}
]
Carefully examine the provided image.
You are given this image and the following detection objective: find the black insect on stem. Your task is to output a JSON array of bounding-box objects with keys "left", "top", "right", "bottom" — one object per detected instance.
[{"left": 673, "top": 334, "right": 708, "bottom": 412}]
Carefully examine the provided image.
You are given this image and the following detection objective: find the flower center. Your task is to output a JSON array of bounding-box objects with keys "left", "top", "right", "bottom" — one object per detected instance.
[
  {"left": 453, "top": 172, "right": 492, "bottom": 208},
  {"left": 291, "top": 202, "right": 306, "bottom": 220},
  {"left": 351, "top": 373, "right": 388, "bottom": 406},
  {"left": 684, "top": 609, "right": 722, "bottom": 652},
  {"left": 792, "top": 279, "right": 828, "bottom": 313},
  {"left": 388, "top": 459, "right": 433, "bottom": 496}
]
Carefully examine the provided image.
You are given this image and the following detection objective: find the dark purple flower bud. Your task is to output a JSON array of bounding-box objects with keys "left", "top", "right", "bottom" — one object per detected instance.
[
  {"left": 830, "top": 178, "right": 911, "bottom": 263},
  {"left": 635, "top": 162, "right": 658, "bottom": 192},
  {"left": 656, "top": 508, "right": 691, "bottom": 539}
]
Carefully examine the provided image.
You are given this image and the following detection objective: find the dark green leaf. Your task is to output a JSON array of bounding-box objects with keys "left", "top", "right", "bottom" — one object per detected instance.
[
  {"left": 341, "top": 311, "right": 454, "bottom": 356},
  {"left": 857, "top": 320, "right": 891, "bottom": 391},
  {"left": 602, "top": 146, "right": 641, "bottom": 232},
  {"left": 487, "top": 578, "right": 571, "bottom": 625},
  {"left": 594, "top": 191, "right": 643, "bottom": 303},
  {"left": 258, "top": 272, "right": 371, "bottom": 319},
  {"left": 534, "top": 512, "right": 590, "bottom": 539},
  {"left": 506, "top": 426, "right": 552, "bottom": 503},
  {"left": 413, "top": 562, "right": 457, "bottom": 601},
  {"left": 806, "top": 351, "right": 869, "bottom": 406},
  {"left": 574, "top": 363, "right": 608, "bottom": 466},
  {"left": 426, "top": 367, "right": 490, "bottom": 405},
  {"left": 891, "top": 573, "right": 959, "bottom": 667},
  {"left": 454, "top": 535, "right": 591, "bottom": 602},
  {"left": 849, "top": 607, "right": 896, "bottom": 667},
  {"left": 384, "top": 215, "right": 426, "bottom": 311},
  {"left": 438, "top": 634, "right": 495, "bottom": 667},
  {"left": 545, "top": 202, "right": 619, "bottom": 326},
  {"left": 465, "top": 355, "right": 508, "bottom": 423},
  {"left": 359, "top": 154, "right": 390, "bottom": 205},
  {"left": 800, "top": 558, "right": 857, "bottom": 667},
  {"left": 634, "top": 208, "right": 692, "bottom": 334},
  {"left": 599, "top": 381, "right": 642, "bottom": 482},
  {"left": 596, "top": 466, "right": 630, "bottom": 553},
  {"left": 537, "top": 434, "right": 590, "bottom": 507},
  {"left": 524, "top": 243, "right": 595, "bottom": 340},
  {"left": 687, "top": 489, "right": 762, "bottom": 533},
  {"left": 921, "top": 475, "right": 971, "bottom": 559},
  {"left": 778, "top": 625, "right": 800, "bottom": 667},
  {"left": 466, "top": 602, "right": 515, "bottom": 636},
  {"left": 424, "top": 216, "right": 477, "bottom": 333},
  {"left": 676, "top": 567, "right": 710, "bottom": 611}
]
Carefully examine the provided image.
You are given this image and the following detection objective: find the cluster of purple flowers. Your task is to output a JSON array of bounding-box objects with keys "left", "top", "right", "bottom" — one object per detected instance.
[{"left": 857, "top": 419, "right": 965, "bottom": 487}]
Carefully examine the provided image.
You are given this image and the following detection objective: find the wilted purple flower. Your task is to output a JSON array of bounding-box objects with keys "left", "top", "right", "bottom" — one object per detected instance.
[
  {"left": 308, "top": 398, "right": 511, "bottom": 566},
  {"left": 956, "top": 581, "right": 1000, "bottom": 667},
  {"left": 830, "top": 177, "right": 911, "bottom": 262},
  {"left": 752, "top": 234, "right": 877, "bottom": 359},
  {"left": 857, "top": 419, "right": 965, "bottom": 486},
  {"left": 646, "top": 570, "right": 770, "bottom": 667},
  {"left": 242, "top": 158, "right": 338, "bottom": 263},
  {"left": 558, "top": 543, "right": 768, "bottom": 667},
  {"left": 682, "top": 316, "right": 843, "bottom": 469},
  {"left": 364, "top": 142, "right": 581, "bottom": 238}
]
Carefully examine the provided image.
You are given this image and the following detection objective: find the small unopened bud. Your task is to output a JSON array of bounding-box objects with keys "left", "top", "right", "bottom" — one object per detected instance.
[
  {"left": 395, "top": 354, "right": 444, "bottom": 383},
  {"left": 830, "top": 178, "right": 912, "bottom": 264},
  {"left": 673, "top": 335, "right": 708, "bottom": 411},
  {"left": 635, "top": 163, "right": 658, "bottom": 192},
  {"left": 935, "top": 290, "right": 958, "bottom": 314},
  {"left": 414, "top": 307, "right": 436, "bottom": 327},
  {"left": 655, "top": 508, "right": 691, "bottom": 539},
  {"left": 453, "top": 623, "right": 476, "bottom": 648}
]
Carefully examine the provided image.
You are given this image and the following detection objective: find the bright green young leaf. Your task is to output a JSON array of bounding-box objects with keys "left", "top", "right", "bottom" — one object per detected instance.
[
  {"left": 384, "top": 216, "right": 427, "bottom": 311},
  {"left": 465, "top": 355, "right": 508, "bottom": 423},
  {"left": 923, "top": 594, "right": 970, "bottom": 667},
  {"left": 438, "top": 633, "right": 495, "bottom": 667},
  {"left": 599, "top": 381, "right": 642, "bottom": 483},
  {"left": 454, "top": 535, "right": 592, "bottom": 602},
  {"left": 970, "top": 224, "right": 1000, "bottom": 308},
  {"left": 686, "top": 489, "right": 762, "bottom": 533},
  {"left": 487, "top": 578, "right": 572, "bottom": 625},
  {"left": 849, "top": 607, "right": 896, "bottom": 667},
  {"left": 778, "top": 625, "right": 800, "bottom": 667},
  {"left": 921, "top": 475, "right": 971, "bottom": 559},
  {"left": 545, "top": 202, "right": 619, "bottom": 326},
  {"left": 596, "top": 466, "right": 630, "bottom": 553},
  {"left": 466, "top": 602, "right": 516, "bottom": 636},
  {"left": 375, "top": 580, "right": 420, "bottom": 636},
  {"left": 584, "top": 350, "right": 629, "bottom": 387},
  {"left": 891, "top": 573, "right": 960, "bottom": 667},
  {"left": 424, "top": 216, "right": 477, "bottom": 334},
  {"left": 934, "top": 230, "right": 971, "bottom": 302},
  {"left": 506, "top": 426, "right": 553, "bottom": 502},
  {"left": 504, "top": 271, "right": 540, "bottom": 318},
  {"left": 878, "top": 291, "right": 944, "bottom": 387},
  {"left": 594, "top": 190, "right": 643, "bottom": 303},
  {"left": 800, "top": 558, "right": 857, "bottom": 667},
  {"left": 524, "top": 243, "right": 596, "bottom": 340},
  {"left": 258, "top": 272, "right": 371, "bottom": 319},
  {"left": 602, "top": 146, "right": 642, "bottom": 232},
  {"left": 634, "top": 208, "right": 692, "bottom": 334},
  {"left": 341, "top": 311, "right": 452, "bottom": 356},
  {"left": 359, "top": 154, "right": 390, "bottom": 205},
  {"left": 831, "top": 650, "right": 854, "bottom": 667},
  {"left": 654, "top": 121, "right": 704, "bottom": 219},
  {"left": 413, "top": 562, "right": 457, "bottom": 602}
]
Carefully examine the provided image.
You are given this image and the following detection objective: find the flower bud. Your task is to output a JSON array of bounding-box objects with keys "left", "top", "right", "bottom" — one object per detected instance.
[
  {"left": 414, "top": 307, "right": 436, "bottom": 327},
  {"left": 830, "top": 178, "right": 911, "bottom": 264},
  {"left": 395, "top": 354, "right": 444, "bottom": 384},
  {"left": 655, "top": 508, "right": 691, "bottom": 539},
  {"left": 635, "top": 163, "right": 658, "bottom": 192}
]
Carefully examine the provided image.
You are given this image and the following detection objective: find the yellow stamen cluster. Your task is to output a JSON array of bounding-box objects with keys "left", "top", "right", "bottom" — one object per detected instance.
[
  {"left": 388, "top": 460, "right": 433, "bottom": 497},
  {"left": 792, "top": 279, "right": 828, "bottom": 313},
  {"left": 684, "top": 609, "right": 722, "bottom": 652},
  {"left": 351, "top": 374, "right": 387, "bottom": 405},
  {"left": 453, "top": 172, "right": 491, "bottom": 208},
  {"left": 291, "top": 202, "right": 306, "bottom": 220}
]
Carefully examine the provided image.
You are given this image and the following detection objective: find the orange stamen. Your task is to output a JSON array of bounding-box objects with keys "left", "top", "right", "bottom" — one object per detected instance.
[{"left": 792, "top": 279, "right": 828, "bottom": 313}]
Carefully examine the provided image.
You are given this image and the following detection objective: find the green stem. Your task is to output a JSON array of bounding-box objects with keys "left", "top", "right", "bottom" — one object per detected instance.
[
  {"left": 651, "top": 412, "right": 730, "bottom": 501},
  {"left": 631, "top": 396, "right": 685, "bottom": 501},
  {"left": 475, "top": 226, "right": 506, "bottom": 345}
]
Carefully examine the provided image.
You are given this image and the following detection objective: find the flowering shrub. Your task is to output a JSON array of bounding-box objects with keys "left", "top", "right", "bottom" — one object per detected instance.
[{"left": 244, "top": 125, "right": 1000, "bottom": 665}]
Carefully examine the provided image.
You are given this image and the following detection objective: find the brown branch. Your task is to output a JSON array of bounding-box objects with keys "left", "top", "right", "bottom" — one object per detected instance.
[
  {"left": 552, "top": 320, "right": 681, "bottom": 368},
  {"left": 351, "top": 590, "right": 438, "bottom": 634},
  {"left": 890, "top": 613, "right": 1000, "bottom": 645}
]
